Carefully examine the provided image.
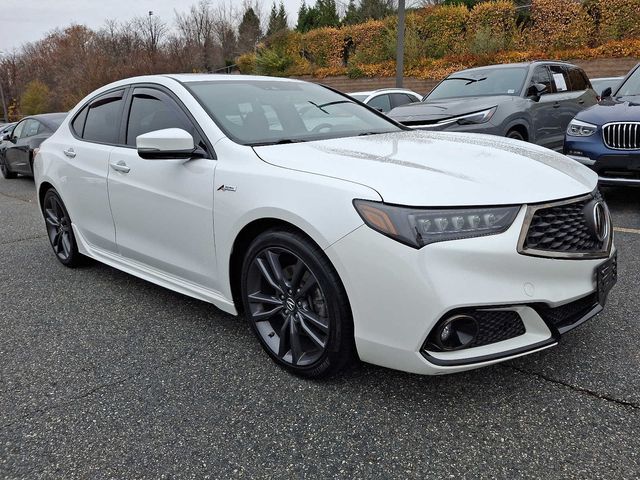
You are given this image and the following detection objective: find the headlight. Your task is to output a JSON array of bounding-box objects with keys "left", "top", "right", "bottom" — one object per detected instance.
[
  {"left": 567, "top": 119, "right": 597, "bottom": 137},
  {"left": 353, "top": 200, "right": 520, "bottom": 248},
  {"left": 439, "top": 107, "right": 497, "bottom": 126}
]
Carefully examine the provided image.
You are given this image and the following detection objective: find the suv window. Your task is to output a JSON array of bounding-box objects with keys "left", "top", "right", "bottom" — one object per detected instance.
[
  {"left": 549, "top": 65, "right": 571, "bottom": 93},
  {"left": 566, "top": 67, "right": 590, "bottom": 91},
  {"left": 126, "top": 89, "right": 195, "bottom": 146},
  {"left": 530, "top": 66, "right": 553, "bottom": 95},
  {"left": 83, "top": 91, "right": 125, "bottom": 144},
  {"left": 368, "top": 94, "right": 392, "bottom": 112}
]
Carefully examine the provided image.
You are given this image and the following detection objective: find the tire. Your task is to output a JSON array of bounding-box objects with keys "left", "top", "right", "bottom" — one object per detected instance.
[
  {"left": 241, "top": 228, "right": 355, "bottom": 378},
  {"left": 42, "top": 188, "right": 84, "bottom": 267},
  {"left": 0, "top": 156, "right": 17, "bottom": 179},
  {"left": 506, "top": 129, "right": 525, "bottom": 141}
]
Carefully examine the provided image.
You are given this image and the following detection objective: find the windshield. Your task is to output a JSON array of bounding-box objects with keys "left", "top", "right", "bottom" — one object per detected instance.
[
  {"left": 615, "top": 68, "right": 640, "bottom": 99},
  {"left": 426, "top": 67, "right": 528, "bottom": 101},
  {"left": 185, "top": 80, "right": 401, "bottom": 146}
]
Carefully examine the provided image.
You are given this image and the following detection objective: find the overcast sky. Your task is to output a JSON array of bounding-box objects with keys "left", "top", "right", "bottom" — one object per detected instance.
[{"left": 0, "top": 0, "right": 305, "bottom": 53}]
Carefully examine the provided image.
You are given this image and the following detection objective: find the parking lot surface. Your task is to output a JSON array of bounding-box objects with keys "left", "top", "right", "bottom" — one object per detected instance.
[{"left": 0, "top": 177, "right": 639, "bottom": 479}]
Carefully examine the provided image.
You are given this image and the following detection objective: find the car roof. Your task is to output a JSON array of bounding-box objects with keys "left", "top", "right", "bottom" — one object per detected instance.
[
  {"left": 348, "top": 88, "right": 419, "bottom": 96},
  {"left": 591, "top": 76, "right": 624, "bottom": 81},
  {"left": 164, "top": 73, "right": 303, "bottom": 84},
  {"left": 451, "top": 60, "right": 575, "bottom": 75},
  {"left": 21, "top": 112, "right": 68, "bottom": 129}
]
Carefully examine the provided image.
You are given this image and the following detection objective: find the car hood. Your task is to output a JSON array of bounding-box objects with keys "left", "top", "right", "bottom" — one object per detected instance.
[
  {"left": 388, "top": 96, "right": 510, "bottom": 122},
  {"left": 575, "top": 97, "right": 640, "bottom": 125},
  {"left": 253, "top": 130, "right": 596, "bottom": 206}
]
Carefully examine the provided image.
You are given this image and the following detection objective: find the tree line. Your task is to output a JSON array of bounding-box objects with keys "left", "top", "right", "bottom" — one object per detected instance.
[{"left": 0, "top": 0, "right": 526, "bottom": 119}]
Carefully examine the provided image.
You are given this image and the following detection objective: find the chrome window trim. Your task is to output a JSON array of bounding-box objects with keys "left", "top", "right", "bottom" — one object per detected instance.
[{"left": 517, "top": 193, "right": 613, "bottom": 259}]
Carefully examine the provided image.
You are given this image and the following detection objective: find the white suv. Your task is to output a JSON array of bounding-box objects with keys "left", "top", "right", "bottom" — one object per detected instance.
[{"left": 35, "top": 74, "right": 616, "bottom": 378}]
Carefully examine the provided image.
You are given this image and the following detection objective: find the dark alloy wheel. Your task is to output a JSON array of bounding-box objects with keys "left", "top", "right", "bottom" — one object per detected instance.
[
  {"left": 0, "top": 157, "right": 17, "bottom": 179},
  {"left": 241, "top": 229, "right": 354, "bottom": 377},
  {"left": 506, "top": 129, "right": 525, "bottom": 141},
  {"left": 42, "top": 189, "right": 83, "bottom": 267}
]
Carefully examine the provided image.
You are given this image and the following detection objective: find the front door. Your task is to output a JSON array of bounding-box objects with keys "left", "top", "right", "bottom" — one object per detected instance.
[{"left": 107, "top": 86, "right": 218, "bottom": 289}]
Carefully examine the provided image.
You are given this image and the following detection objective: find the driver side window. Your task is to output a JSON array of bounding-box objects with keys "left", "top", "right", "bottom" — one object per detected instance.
[
  {"left": 126, "top": 90, "right": 195, "bottom": 146},
  {"left": 12, "top": 121, "right": 26, "bottom": 140},
  {"left": 530, "top": 67, "right": 553, "bottom": 95}
]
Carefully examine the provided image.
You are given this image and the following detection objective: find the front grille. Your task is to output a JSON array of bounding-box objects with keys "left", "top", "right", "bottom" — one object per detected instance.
[
  {"left": 520, "top": 192, "right": 609, "bottom": 257},
  {"left": 536, "top": 293, "right": 599, "bottom": 331},
  {"left": 603, "top": 122, "right": 640, "bottom": 150},
  {"left": 468, "top": 310, "right": 526, "bottom": 348}
]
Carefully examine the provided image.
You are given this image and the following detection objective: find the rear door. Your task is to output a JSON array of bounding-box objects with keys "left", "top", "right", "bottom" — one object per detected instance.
[
  {"left": 107, "top": 86, "right": 218, "bottom": 289},
  {"left": 566, "top": 65, "right": 598, "bottom": 114},
  {"left": 546, "top": 65, "right": 576, "bottom": 150},
  {"left": 56, "top": 89, "right": 126, "bottom": 252}
]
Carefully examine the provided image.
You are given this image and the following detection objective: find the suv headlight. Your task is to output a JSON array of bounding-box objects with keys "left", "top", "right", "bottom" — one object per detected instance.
[
  {"left": 353, "top": 200, "right": 520, "bottom": 248},
  {"left": 567, "top": 119, "right": 597, "bottom": 137},
  {"left": 438, "top": 107, "right": 497, "bottom": 126}
]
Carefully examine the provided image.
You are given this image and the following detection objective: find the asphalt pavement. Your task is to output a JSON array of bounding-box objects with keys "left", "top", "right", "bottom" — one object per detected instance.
[{"left": 0, "top": 176, "right": 639, "bottom": 479}]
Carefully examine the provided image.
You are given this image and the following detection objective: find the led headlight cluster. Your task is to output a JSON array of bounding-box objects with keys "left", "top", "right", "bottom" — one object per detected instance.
[
  {"left": 567, "top": 119, "right": 597, "bottom": 137},
  {"left": 353, "top": 200, "right": 520, "bottom": 248}
]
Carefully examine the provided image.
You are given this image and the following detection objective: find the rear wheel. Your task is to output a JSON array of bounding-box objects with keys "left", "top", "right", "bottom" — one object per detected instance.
[
  {"left": 0, "top": 156, "right": 16, "bottom": 179},
  {"left": 241, "top": 228, "right": 355, "bottom": 378},
  {"left": 43, "top": 189, "right": 84, "bottom": 267}
]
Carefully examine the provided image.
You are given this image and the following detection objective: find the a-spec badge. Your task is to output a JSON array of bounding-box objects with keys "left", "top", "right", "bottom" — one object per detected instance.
[{"left": 217, "top": 185, "right": 237, "bottom": 192}]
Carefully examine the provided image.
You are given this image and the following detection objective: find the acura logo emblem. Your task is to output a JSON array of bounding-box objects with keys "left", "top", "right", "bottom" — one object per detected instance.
[{"left": 585, "top": 200, "right": 609, "bottom": 242}]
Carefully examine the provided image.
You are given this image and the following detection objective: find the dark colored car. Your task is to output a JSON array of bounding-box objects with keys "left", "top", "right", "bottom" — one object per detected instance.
[
  {"left": 0, "top": 113, "right": 67, "bottom": 179},
  {"left": 564, "top": 63, "right": 640, "bottom": 186},
  {"left": 387, "top": 61, "right": 598, "bottom": 152}
]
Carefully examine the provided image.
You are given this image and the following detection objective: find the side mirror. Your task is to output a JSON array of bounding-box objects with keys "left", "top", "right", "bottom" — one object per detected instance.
[
  {"left": 527, "top": 83, "right": 548, "bottom": 101},
  {"left": 601, "top": 87, "right": 612, "bottom": 99},
  {"left": 136, "top": 128, "right": 206, "bottom": 160},
  {"left": 0, "top": 133, "right": 10, "bottom": 142}
]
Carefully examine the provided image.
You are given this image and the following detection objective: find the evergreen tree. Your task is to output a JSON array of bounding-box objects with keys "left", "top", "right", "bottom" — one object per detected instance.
[
  {"left": 343, "top": 0, "right": 360, "bottom": 26},
  {"left": 267, "top": 1, "right": 289, "bottom": 36},
  {"left": 276, "top": 1, "right": 289, "bottom": 31},
  {"left": 237, "top": 6, "right": 262, "bottom": 53},
  {"left": 358, "top": 0, "right": 395, "bottom": 21},
  {"left": 315, "top": 0, "right": 340, "bottom": 27}
]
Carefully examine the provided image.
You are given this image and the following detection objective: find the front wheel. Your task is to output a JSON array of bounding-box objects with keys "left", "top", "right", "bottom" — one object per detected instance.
[
  {"left": 241, "top": 228, "right": 355, "bottom": 378},
  {"left": 0, "top": 156, "right": 16, "bottom": 179},
  {"left": 506, "top": 129, "right": 525, "bottom": 141},
  {"left": 42, "top": 188, "right": 84, "bottom": 267}
]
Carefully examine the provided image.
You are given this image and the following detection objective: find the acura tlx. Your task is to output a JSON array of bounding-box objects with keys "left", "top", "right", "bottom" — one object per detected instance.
[{"left": 34, "top": 74, "right": 617, "bottom": 378}]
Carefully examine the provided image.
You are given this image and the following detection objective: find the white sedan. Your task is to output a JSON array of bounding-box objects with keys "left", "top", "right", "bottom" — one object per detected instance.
[{"left": 35, "top": 74, "right": 617, "bottom": 378}]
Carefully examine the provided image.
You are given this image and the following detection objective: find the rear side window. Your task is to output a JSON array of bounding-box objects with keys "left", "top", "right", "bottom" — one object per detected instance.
[
  {"left": 71, "top": 106, "right": 88, "bottom": 137},
  {"left": 82, "top": 91, "right": 125, "bottom": 144},
  {"left": 549, "top": 65, "right": 571, "bottom": 93},
  {"left": 126, "top": 90, "right": 194, "bottom": 146},
  {"left": 22, "top": 119, "right": 40, "bottom": 138},
  {"left": 390, "top": 93, "right": 417, "bottom": 109},
  {"left": 567, "top": 67, "right": 590, "bottom": 91}
]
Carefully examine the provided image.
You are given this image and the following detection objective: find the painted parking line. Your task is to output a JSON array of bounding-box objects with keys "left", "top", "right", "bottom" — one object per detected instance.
[{"left": 614, "top": 226, "right": 640, "bottom": 235}]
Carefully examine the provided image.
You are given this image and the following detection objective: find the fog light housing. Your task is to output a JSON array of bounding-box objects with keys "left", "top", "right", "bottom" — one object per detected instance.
[{"left": 431, "top": 314, "right": 479, "bottom": 351}]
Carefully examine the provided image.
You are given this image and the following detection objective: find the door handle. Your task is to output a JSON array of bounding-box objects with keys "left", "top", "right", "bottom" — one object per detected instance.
[
  {"left": 110, "top": 160, "right": 130, "bottom": 174},
  {"left": 552, "top": 102, "right": 561, "bottom": 108},
  {"left": 63, "top": 148, "right": 76, "bottom": 158},
  {"left": 578, "top": 99, "right": 585, "bottom": 104}
]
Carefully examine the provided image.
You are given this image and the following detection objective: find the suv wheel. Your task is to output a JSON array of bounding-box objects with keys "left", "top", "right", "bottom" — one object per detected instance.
[{"left": 507, "top": 129, "right": 525, "bottom": 141}]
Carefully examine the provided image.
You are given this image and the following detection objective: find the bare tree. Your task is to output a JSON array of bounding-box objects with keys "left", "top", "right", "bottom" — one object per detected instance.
[{"left": 134, "top": 13, "right": 168, "bottom": 58}]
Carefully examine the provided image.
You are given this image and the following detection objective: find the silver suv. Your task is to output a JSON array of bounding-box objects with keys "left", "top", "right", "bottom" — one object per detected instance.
[{"left": 388, "top": 61, "right": 598, "bottom": 151}]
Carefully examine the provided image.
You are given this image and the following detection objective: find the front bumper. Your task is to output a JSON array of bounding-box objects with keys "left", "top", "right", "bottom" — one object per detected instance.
[
  {"left": 564, "top": 135, "right": 640, "bottom": 186},
  {"left": 325, "top": 206, "right": 616, "bottom": 375}
]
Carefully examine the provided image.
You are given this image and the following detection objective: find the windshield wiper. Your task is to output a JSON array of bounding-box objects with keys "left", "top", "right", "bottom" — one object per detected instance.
[
  {"left": 250, "top": 138, "right": 307, "bottom": 147},
  {"left": 445, "top": 77, "right": 487, "bottom": 85},
  {"left": 308, "top": 100, "right": 353, "bottom": 115}
]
